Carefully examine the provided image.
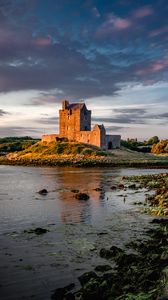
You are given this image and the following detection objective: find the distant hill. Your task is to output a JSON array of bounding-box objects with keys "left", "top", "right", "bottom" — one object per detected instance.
[{"left": 0, "top": 137, "right": 39, "bottom": 155}]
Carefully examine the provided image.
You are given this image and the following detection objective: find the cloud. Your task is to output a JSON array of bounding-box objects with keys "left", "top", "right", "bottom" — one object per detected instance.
[
  {"left": 133, "top": 5, "right": 153, "bottom": 18},
  {"left": 91, "top": 7, "right": 101, "bottom": 18},
  {"left": 149, "top": 26, "right": 168, "bottom": 37},
  {"left": 28, "top": 91, "right": 64, "bottom": 106},
  {"left": 92, "top": 107, "right": 168, "bottom": 126},
  {"left": 103, "top": 125, "right": 125, "bottom": 132},
  {"left": 135, "top": 58, "right": 168, "bottom": 76},
  {"left": 36, "top": 116, "right": 59, "bottom": 125},
  {"left": 0, "top": 108, "right": 9, "bottom": 116},
  {"left": 32, "top": 36, "right": 53, "bottom": 47},
  {"left": 0, "top": 0, "right": 167, "bottom": 103},
  {"left": 95, "top": 13, "right": 131, "bottom": 39},
  {"left": 0, "top": 126, "right": 42, "bottom": 137}
]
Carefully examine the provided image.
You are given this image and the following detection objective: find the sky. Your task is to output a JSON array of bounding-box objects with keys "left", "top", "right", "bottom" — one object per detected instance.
[{"left": 0, "top": 0, "right": 168, "bottom": 140}]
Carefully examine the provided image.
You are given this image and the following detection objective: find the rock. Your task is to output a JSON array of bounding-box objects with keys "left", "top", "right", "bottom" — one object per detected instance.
[
  {"left": 99, "top": 246, "right": 124, "bottom": 260},
  {"left": 64, "top": 293, "right": 75, "bottom": 300},
  {"left": 111, "top": 185, "right": 117, "bottom": 190},
  {"left": 38, "top": 189, "right": 48, "bottom": 195},
  {"left": 94, "top": 187, "right": 103, "bottom": 191},
  {"left": 51, "top": 288, "right": 65, "bottom": 300},
  {"left": 34, "top": 227, "right": 48, "bottom": 235},
  {"left": 110, "top": 246, "right": 124, "bottom": 256},
  {"left": 51, "top": 283, "right": 75, "bottom": 300},
  {"left": 99, "top": 248, "right": 114, "bottom": 259},
  {"left": 97, "top": 232, "right": 108, "bottom": 236},
  {"left": 128, "top": 184, "right": 136, "bottom": 189},
  {"left": 94, "top": 265, "right": 112, "bottom": 272},
  {"left": 75, "top": 193, "right": 90, "bottom": 200},
  {"left": 116, "top": 253, "right": 138, "bottom": 266},
  {"left": 78, "top": 271, "right": 98, "bottom": 286},
  {"left": 118, "top": 183, "right": 124, "bottom": 189},
  {"left": 24, "top": 227, "right": 48, "bottom": 235},
  {"left": 151, "top": 219, "right": 168, "bottom": 226},
  {"left": 82, "top": 277, "right": 101, "bottom": 299}
]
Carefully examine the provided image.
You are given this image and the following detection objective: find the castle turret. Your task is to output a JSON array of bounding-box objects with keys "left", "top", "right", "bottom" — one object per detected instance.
[{"left": 62, "top": 100, "right": 69, "bottom": 110}]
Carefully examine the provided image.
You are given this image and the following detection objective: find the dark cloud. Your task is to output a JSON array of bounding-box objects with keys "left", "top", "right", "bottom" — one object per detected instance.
[
  {"left": 0, "top": 108, "right": 9, "bottom": 116},
  {"left": 27, "top": 92, "right": 63, "bottom": 106},
  {"left": 113, "top": 108, "right": 147, "bottom": 114},
  {"left": 103, "top": 125, "right": 124, "bottom": 132},
  {"left": 0, "top": 0, "right": 167, "bottom": 100},
  {"left": 0, "top": 126, "right": 42, "bottom": 137},
  {"left": 36, "top": 116, "right": 59, "bottom": 125},
  {"left": 92, "top": 108, "right": 168, "bottom": 126}
]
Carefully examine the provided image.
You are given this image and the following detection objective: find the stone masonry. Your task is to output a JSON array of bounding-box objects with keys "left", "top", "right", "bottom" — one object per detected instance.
[{"left": 42, "top": 100, "right": 121, "bottom": 149}]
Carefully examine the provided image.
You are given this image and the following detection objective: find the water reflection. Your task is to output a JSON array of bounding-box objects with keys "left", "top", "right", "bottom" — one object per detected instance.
[{"left": 56, "top": 169, "right": 106, "bottom": 224}]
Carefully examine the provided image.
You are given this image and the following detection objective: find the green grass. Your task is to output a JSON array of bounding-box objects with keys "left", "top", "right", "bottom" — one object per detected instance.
[{"left": 15, "top": 141, "right": 109, "bottom": 157}]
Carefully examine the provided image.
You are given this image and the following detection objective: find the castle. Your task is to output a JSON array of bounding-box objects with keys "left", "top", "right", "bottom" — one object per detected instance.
[{"left": 42, "top": 100, "right": 121, "bottom": 150}]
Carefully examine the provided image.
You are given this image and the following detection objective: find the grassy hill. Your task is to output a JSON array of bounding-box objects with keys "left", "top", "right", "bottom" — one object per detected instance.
[
  {"left": 0, "top": 140, "right": 166, "bottom": 167},
  {"left": 7, "top": 141, "right": 109, "bottom": 159}
]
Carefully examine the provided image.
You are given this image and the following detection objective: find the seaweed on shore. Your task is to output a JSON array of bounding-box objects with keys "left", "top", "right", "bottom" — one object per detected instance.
[
  {"left": 52, "top": 219, "right": 168, "bottom": 300},
  {"left": 123, "top": 173, "right": 168, "bottom": 217}
]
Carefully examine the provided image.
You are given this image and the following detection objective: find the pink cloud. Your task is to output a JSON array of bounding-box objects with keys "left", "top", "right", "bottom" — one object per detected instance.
[
  {"left": 107, "top": 14, "right": 131, "bottom": 30},
  {"left": 149, "top": 26, "right": 168, "bottom": 37},
  {"left": 95, "top": 14, "right": 131, "bottom": 38},
  {"left": 32, "top": 36, "right": 52, "bottom": 47},
  {"left": 133, "top": 5, "right": 153, "bottom": 18},
  {"left": 113, "top": 18, "right": 131, "bottom": 30},
  {"left": 136, "top": 59, "right": 168, "bottom": 76}
]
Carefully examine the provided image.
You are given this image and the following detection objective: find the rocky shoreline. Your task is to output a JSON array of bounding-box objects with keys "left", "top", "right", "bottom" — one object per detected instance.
[
  {"left": 51, "top": 218, "right": 168, "bottom": 300},
  {"left": 0, "top": 155, "right": 168, "bottom": 168},
  {"left": 123, "top": 173, "right": 168, "bottom": 217},
  {"left": 50, "top": 173, "right": 168, "bottom": 299}
]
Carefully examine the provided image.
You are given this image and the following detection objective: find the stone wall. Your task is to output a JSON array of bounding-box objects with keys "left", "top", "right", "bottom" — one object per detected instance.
[
  {"left": 80, "top": 108, "right": 91, "bottom": 131},
  {"left": 106, "top": 135, "right": 121, "bottom": 149},
  {"left": 59, "top": 109, "right": 81, "bottom": 140},
  {"left": 42, "top": 134, "right": 59, "bottom": 143},
  {"left": 59, "top": 104, "right": 91, "bottom": 141}
]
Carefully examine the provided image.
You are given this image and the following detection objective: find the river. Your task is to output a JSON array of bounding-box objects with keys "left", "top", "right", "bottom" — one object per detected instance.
[{"left": 0, "top": 165, "right": 167, "bottom": 300}]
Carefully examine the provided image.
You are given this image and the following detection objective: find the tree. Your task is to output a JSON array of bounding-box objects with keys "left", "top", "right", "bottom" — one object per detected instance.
[{"left": 146, "top": 136, "right": 159, "bottom": 145}]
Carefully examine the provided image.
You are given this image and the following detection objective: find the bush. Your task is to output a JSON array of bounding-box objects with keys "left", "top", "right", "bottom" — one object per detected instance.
[
  {"left": 95, "top": 151, "right": 108, "bottom": 156},
  {"left": 82, "top": 148, "right": 94, "bottom": 155},
  {"left": 151, "top": 140, "right": 168, "bottom": 154}
]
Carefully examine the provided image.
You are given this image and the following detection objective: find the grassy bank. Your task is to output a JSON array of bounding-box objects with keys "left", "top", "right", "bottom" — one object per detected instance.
[{"left": 0, "top": 141, "right": 168, "bottom": 168}]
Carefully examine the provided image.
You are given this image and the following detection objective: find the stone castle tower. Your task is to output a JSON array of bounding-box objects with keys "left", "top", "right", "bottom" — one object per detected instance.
[
  {"left": 59, "top": 100, "right": 91, "bottom": 140},
  {"left": 42, "top": 100, "right": 121, "bottom": 149}
]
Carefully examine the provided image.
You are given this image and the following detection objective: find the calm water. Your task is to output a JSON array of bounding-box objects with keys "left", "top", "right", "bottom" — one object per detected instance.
[{"left": 0, "top": 165, "right": 167, "bottom": 300}]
